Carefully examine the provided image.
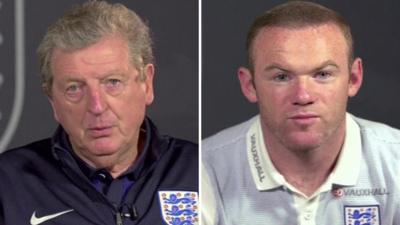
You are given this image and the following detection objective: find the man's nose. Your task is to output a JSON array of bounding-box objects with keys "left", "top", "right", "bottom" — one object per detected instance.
[
  {"left": 87, "top": 87, "right": 106, "bottom": 115},
  {"left": 292, "top": 77, "right": 315, "bottom": 106}
]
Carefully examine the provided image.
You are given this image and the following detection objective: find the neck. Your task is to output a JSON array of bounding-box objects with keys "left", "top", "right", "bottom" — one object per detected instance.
[
  {"left": 75, "top": 146, "right": 138, "bottom": 178},
  {"left": 105, "top": 156, "right": 137, "bottom": 178},
  {"left": 73, "top": 132, "right": 146, "bottom": 179},
  {"left": 263, "top": 121, "right": 346, "bottom": 197}
]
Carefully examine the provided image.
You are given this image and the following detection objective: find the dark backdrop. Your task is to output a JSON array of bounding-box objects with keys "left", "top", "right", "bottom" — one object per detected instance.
[
  {"left": 202, "top": 0, "right": 400, "bottom": 138},
  {"left": 0, "top": 0, "right": 198, "bottom": 153}
]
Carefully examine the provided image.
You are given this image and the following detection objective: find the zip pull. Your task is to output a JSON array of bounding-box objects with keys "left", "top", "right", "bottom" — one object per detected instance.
[
  {"left": 115, "top": 212, "right": 123, "bottom": 225},
  {"left": 129, "top": 205, "right": 138, "bottom": 220}
]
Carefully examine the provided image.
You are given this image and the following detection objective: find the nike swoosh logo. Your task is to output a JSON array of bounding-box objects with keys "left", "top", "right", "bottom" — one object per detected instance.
[{"left": 30, "top": 209, "right": 74, "bottom": 225}]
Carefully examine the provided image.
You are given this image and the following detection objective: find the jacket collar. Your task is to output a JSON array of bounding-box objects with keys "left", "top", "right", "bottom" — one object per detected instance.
[{"left": 51, "top": 117, "right": 168, "bottom": 181}]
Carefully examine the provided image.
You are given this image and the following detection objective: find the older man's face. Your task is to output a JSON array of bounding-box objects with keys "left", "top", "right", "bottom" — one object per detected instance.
[
  {"left": 239, "top": 24, "right": 362, "bottom": 151},
  {"left": 49, "top": 35, "right": 154, "bottom": 167}
]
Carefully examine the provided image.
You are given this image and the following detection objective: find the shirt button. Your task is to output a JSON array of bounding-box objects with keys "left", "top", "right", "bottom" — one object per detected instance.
[{"left": 304, "top": 212, "right": 312, "bottom": 220}]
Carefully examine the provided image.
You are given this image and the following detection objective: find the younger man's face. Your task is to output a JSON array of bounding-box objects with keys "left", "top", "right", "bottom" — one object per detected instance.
[{"left": 239, "top": 23, "right": 362, "bottom": 151}]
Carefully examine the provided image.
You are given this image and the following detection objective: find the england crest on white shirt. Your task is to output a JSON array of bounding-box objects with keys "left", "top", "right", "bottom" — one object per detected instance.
[
  {"left": 158, "top": 191, "right": 198, "bottom": 225},
  {"left": 344, "top": 205, "right": 380, "bottom": 225}
]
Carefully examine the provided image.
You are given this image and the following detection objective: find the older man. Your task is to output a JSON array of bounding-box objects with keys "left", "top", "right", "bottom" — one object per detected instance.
[
  {"left": 0, "top": 1, "right": 198, "bottom": 225},
  {"left": 202, "top": 1, "right": 400, "bottom": 225}
]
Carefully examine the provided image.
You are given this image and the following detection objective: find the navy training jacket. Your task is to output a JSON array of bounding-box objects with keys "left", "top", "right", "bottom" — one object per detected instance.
[{"left": 0, "top": 118, "right": 198, "bottom": 225}]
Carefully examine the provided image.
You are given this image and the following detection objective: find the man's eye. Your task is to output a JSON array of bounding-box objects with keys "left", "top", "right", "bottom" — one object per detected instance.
[
  {"left": 105, "top": 78, "right": 124, "bottom": 95},
  {"left": 273, "top": 73, "right": 290, "bottom": 82},
  {"left": 107, "top": 79, "right": 122, "bottom": 87},
  {"left": 106, "top": 78, "right": 122, "bottom": 88},
  {"left": 65, "top": 84, "right": 84, "bottom": 101},
  {"left": 315, "top": 71, "right": 332, "bottom": 80},
  {"left": 66, "top": 84, "right": 81, "bottom": 93}
]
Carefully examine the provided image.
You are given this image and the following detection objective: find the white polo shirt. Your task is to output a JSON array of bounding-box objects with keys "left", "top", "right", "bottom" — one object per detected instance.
[
  {"left": 202, "top": 113, "right": 400, "bottom": 225},
  {"left": 247, "top": 114, "right": 361, "bottom": 225}
]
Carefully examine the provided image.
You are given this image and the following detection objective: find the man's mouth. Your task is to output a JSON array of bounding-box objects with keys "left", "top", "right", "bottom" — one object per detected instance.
[
  {"left": 87, "top": 126, "right": 113, "bottom": 138},
  {"left": 289, "top": 113, "right": 319, "bottom": 126}
]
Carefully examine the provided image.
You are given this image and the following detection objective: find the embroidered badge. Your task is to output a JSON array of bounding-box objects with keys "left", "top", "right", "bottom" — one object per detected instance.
[
  {"left": 158, "top": 191, "right": 198, "bottom": 225},
  {"left": 344, "top": 205, "right": 380, "bottom": 225}
]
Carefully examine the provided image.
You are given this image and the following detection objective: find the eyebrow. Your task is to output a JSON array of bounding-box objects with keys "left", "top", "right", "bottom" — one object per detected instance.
[
  {"left": 60, "top": 70, "right": 128, "bottom": 81},
  {"left": 263, "top": 60, "right": 340, "bottom": 73},
  {"left": 313, "top": 60, "right": 340, "bottom": 72},
  {"left": 58, "top": 76, "right": 85, "bottom": 83}
]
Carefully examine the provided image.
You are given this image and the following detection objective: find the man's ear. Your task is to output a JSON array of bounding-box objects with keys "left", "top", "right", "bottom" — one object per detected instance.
[
  {"left": 43, "top": 84, "right": 60, "bottom": 122},
  {"left": 348, "top": 57, "right": 363, "bottom": 97},
  {"left": 238, "top": 67, "right": 258, "bottom": 103},
  {"left": 143, "top": 63, "right": 154, "bottom": 105},
  {"left": 47, "top": 95, "right": 60, "bottom": 123}
]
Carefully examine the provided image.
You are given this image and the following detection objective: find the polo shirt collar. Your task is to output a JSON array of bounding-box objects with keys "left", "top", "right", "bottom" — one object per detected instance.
[
  {"left": 247, "top": 113, "right": 361, "bottom": 191},
  {"left": 329, "top": 113, "right": 361, "bottom": 186}
]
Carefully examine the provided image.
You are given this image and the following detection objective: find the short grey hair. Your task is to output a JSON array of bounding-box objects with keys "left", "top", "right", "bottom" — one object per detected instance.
[{"left": 37, "top": 0, "right": 154, "bottom": 95}]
